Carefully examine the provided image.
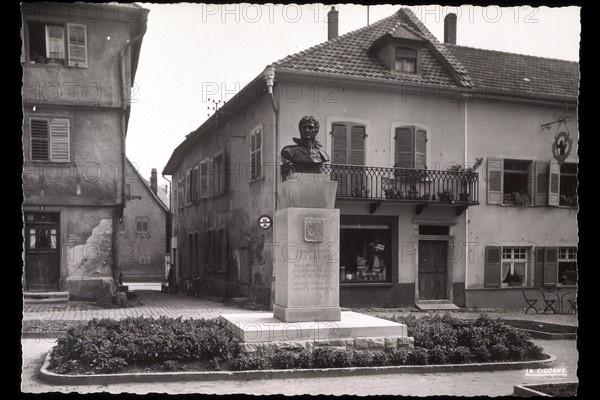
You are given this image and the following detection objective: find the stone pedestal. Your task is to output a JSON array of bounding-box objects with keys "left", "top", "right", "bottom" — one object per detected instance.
[{"left": 273, "top": 206, "right": 341, "bottom": 322}]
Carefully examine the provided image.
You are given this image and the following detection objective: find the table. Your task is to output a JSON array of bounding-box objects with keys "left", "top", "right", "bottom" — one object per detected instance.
[{"left": 546, "top": 286, "right": 574, "bottom": 313}]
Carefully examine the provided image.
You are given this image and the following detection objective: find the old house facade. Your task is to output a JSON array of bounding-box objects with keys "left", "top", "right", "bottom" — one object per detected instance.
[
  {"left": 117, "top": 159, "right": 170, "bottom": 282},
  {"left": 22, "top": 3, "right": 149, "bottom": 299},
  {"left": 164, "top": 7, "right": 578, "bottom": 308}
]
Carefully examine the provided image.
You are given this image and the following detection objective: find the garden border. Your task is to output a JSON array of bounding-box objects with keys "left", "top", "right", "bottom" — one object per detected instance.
[{"left": 40, "top": 347, "right": 557, "bottom": 385}]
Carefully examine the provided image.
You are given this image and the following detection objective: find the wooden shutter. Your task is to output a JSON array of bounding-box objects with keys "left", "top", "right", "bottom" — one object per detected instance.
[
  {"left": 191, "top": 168, "right": 199, "bottom": 203},
  {"left": 484, "top": 246, "right": 502, "bottom": 288},
  {"left": 543, "top": 247, "right": 558, "bottom": 286},
  {"left": 548, "top": 159, "right": 560, "bottom": 206},
  {"left": 206, "top": 161, "right": 214, "bottom": 197},
  {"left": 221, "top": 153, "right": 227, "bottom": 193},
  {"left": 486, "top": 157, "right": 503, "bottom": 205},
  {"left": 67, "top": 23, "right": 87, "bottom": 67},
  {"left": 331, "top": 123, "right": 348, "bottom": 164},
  {"left": 218, "top": 229, "right": 228, "bottom": 272},
  {"left": 186, "top": 170, "right": 192, "bottom": 203},
  {"left": 349, "top": 125, "right": 366, "bottom": 165},
  {"left": 30, "top": 119, "right": 49, "bottom": 161},
  {"left": 49, "top": 119, "right": 70, "bottom": 162},
  {"left": 535, "top": 161, "right": 549, "bottom": 206},
  {"left": 177, "top": 178, "right": 184, "bottom": 209},
  {"left": 45, "top": 25, "right": 65, "bottom": 59},
  {"left": 395, "top": 127, "right": 414, "bottom": 168},
  {"left": 205, "top": 230, "right": 214, "bottom": 271},
  {"left": 200, "top": 162, "right": 208, "bottom": 198},
  {"left": 534, "top": 247, "right": 545, "bottom": 287},
  {"left": 415, "top": 129, "right": 427, "bottom": 169},
  {"left": 250, "top": 129, "right": 262, "bottom": 180}
]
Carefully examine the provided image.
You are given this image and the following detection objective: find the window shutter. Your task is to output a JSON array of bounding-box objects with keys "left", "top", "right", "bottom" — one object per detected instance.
[
  {"left": 415, "top": 129, "right": 427, "bottom": 169},
  {"left": 45, "top": 25, "right": 65, "bottom": 59},
  {"left": 191, "top": 168, "right": 199, "bottom": 203},
  {"left": 206, "top": 231, "right": 214, "bottom": 271},
  {"left": 484, "top": 246, "right": 502, "bottom": 288},
  {"left": 548, "top": 159, "right": 560, "bottom": 206},
  {"left": 534, "top": 247, "right": 545, "bottom": 287},
  {"left": 200, "top": 163, "right": 208, "bottom": 198},
  {"left": 67, "top": 23, "right": 87, "bottom": 67},
  {"left": 535, "top": 161, "right": 549, "bottom": 206},
  {"left": 30, "top": 119, "right": 49, "bottom": 161},
  {"left": 395, "top": 127, "right": 414, "bottom": 168},
  {"left": 255, "top": 129, "right": 262, "bottom": 179},
  {"left": 349, "top": 124, "right": 366, "bottom": 165},
  {"left": 486, "top": 157, "right": 503, "bottom": 205},
  {"left": 185, "top": 171, "right": 191, "bottom": 203},
  {"left": 250, "top": 129, "right": 262, "bottom": 180},
  {"left": 543, "top": 247, "right": 558, "bottom": 286},
  {"left": 206, "top": 161, "right": 214, "bottom": 197},
  {"left": 221, "top": 153, "right": 227, "bottom": 193},
  {"left": 218, "top": 229, "right": 228, "bottom": 272},
  {"left": 49, "top": 118, "right": 70, "bottom": 162},
  {"left": 177, "top": 178, "right": 184, "bottom": 209},
  {"left": 331, "top": 123, "right": 348, "bottom": 164}
]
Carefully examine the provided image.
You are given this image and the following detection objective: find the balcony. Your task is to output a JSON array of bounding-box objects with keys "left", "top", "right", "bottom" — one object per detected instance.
[{"left": 282, "top": 163, "right": 479, "bottom": 215}]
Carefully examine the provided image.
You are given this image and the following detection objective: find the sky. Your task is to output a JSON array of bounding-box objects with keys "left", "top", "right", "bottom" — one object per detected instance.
[{"left": 126, "top": 4, "right": 581, "bottom": 189}]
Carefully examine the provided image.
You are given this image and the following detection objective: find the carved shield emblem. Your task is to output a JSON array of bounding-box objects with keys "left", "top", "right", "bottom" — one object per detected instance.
[{"left": 304, "top": 218, "right": 325, "bottom": 243}]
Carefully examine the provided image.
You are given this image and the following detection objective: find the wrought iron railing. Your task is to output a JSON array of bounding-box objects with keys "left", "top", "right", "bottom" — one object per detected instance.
[{"left": 282, "top": 163, "right": 479, "bottom": 204}]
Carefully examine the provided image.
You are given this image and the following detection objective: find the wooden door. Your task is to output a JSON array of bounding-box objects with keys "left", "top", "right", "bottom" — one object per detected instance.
[
  {"left": 418, "top": 240, "right": 448, "bottom": 300},
  {"left": 25, "top": 213, "right": 60, "bottom": 291}
]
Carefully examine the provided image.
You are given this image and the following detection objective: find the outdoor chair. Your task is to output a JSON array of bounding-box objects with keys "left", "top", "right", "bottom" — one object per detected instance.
[
  {"left": 567, "top": 299, "right": 577, "bottom": 314},
  {"left": 540, "top": 288, "right": 557, "bottom": 314},
  {"left": 521, "top": 288, "right": 538, "bottom": 313}
]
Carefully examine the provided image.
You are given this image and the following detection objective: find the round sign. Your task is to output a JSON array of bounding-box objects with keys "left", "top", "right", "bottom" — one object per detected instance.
[{"left": 258, "top": 215, "right": 272, "bottom": 229}]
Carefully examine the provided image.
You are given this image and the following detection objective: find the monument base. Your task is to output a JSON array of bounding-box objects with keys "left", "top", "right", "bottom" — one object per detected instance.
[
  {"left": 220, "top": 311, "right": 410, "bottom": 344},
  {"left": 273, "top": 304, "right": 341, "bottom": 323}
]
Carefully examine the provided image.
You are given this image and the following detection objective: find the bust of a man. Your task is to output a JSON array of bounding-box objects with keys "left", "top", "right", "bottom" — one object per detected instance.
[{"left": 281, "top": 116, "right": 330, "bottom": 166}]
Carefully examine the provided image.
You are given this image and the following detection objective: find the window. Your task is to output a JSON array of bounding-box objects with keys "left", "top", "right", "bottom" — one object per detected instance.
[
  {"left": 26, "top": 21, "right": 87, "bottom": 67},
  {"left": 394, "top": 126, "right": 426, "bottom": 169},
  {"left": 501, "top": 247, "right": 529, "bottom": 286},
  {"left": 484, "top": 246, "right": 530, "bottom": 287},
  {"left": 558, "top": 247, "right": 577, "bottom": 285},
  {"left": 216, "top": 228, "right": 228, "bottom": 272},
  {"left": 559, "top": 163, "right": 577, "bottom": 207},
  {"left": 29, "top": 117, "right": 70, "bottom": 162},
  {"left": 212, "top": 153, "right": 226, "bottom": 196},
  {"left": 250, "top": 128, "right": 262, "bottom": 181},
  {"left": 191, "top": 167, "right": 199, "bottom": 203},
  {"left": 185, "top": 169, "right": 192, "bottom": 204},
  {"left": 502, "top": 159, "right": 532, "bottom": 205},
  {"left": 135, "top": 217, "right": 149, "bottom": 235},
  {"left": 177, "top": 178, "right": 184, "bottom": 210},
  {"left": 395, "top": 47, "right": 417, "bottom": 73},
  {"left": 331, "top": 122, "right": 366, "bottom": 165},
  {"left": 205, "top": 230, "right": 215, "bottom": 271},
  {"left": 200, "top": 161, "right": 210, "bottom": 199},
  {"left": 339, "top": 223, "right": 392, "bottom": 283}
]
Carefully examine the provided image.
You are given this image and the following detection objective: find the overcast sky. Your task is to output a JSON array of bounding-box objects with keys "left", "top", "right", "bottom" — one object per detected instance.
[{"left": 126, "top": 4, "right": 581, "bottom": 189}]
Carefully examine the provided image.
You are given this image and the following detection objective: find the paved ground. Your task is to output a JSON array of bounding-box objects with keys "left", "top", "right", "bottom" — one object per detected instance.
[{"left": 21, "top": 290, "right": 579, "bottom": 395}]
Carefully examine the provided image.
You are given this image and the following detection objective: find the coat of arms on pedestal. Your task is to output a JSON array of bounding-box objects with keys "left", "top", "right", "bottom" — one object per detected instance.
[{"left": 304, "top": 218, "right": 325, "bottom": 243}]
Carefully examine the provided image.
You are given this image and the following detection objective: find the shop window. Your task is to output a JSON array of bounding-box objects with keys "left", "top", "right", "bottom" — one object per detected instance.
[{"left": 340, "top": 223, "right": 391, "bottom": 283}]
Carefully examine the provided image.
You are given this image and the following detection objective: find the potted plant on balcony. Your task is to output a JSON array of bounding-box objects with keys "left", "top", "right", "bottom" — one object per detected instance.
[
  {"left": 438, "top": 190, "right": 455, "bottom": 203},
  {"left": 447, "top": 157, "right": 483, "bottom": 202},
  {"left": 503, "top": 272, "right": 523, "bottom": 287},
  {"left": 512, "top": 190, "right": 531, "bottom": 207}
]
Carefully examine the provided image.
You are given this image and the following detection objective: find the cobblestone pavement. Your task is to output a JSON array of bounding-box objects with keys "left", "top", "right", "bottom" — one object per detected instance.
[{"left": 23, "top": 290, "right": 578, "bottom": 327}]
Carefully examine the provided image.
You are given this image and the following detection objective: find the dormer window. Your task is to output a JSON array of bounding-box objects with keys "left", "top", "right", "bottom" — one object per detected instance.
[{"left": 395, "top": 47, "right": 417, "bottom": 73}]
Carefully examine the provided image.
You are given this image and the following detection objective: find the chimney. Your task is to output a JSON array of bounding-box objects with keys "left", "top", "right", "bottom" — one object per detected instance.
[
  {"left": 328, "top": 6, "right": 338, "bottom": 41},
  {"left": 444, "top": 13, "right": 457, "bottom": 45},
  {"left": 150, "top": 168, "right": 157, "bottom": 194}
]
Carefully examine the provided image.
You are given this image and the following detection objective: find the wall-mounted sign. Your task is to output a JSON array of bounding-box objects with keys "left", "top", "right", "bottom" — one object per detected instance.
[
  {"left": 258, "top": 215, "right": 272, "bottom": 229},
  {"left": 552, "top": 131, "right": 573, "bottom": 165}
]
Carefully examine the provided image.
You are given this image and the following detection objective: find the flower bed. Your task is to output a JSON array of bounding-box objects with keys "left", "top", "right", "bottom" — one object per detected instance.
[
  {"left": 48, "top": 314, "right": 546, "bottom": 374},
  {"left": 500, "top": 319, "right": 577, "bottom": 334}
]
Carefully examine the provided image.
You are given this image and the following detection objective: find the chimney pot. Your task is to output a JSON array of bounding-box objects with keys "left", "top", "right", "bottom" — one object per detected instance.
[
  {"left": 150, "top": 168, "right": 158, "bottom": 195},
  {"left": 328, "top": 6, "right": 338, "bottom": 41},
  {"left": 444, "top": 13, "right": 457, "bottom": 45}
]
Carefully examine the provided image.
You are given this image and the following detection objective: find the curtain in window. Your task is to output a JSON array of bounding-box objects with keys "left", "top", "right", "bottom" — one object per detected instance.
[
  {"left": 50, "top": 229, "right": 57, "bottom": 249},
  {"left": 29, "top": 229, "right": 36, "bottom": 249},
  {"left": 514, "top": 262, "right": 526, "bottom": 278}
]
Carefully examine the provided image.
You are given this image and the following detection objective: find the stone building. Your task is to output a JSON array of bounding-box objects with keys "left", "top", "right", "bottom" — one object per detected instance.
[
  {"left": 22, "top": 3, "right": 149, "bottom": 299},
  {"left": 163, "top": 7, "right": 578, "bottom": 308}
]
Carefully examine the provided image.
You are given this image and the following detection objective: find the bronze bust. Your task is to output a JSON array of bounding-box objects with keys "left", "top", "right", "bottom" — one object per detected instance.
[{"left": 281, "top": 116, "right": 330, "bottom": 168}]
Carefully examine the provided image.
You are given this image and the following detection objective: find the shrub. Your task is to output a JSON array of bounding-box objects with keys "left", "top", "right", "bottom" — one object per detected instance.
[
  {"left": 371, "top": 351, "right": 390, "bottom": 367},
  {"left": 352, "top": 351, "right": 374, "bottom": 367},
  {"left": 230, "top": 355, "right": 269, "bottom": 371},
  {"left": 471, "top": 345, "right": 492, "bottom": 362},
  {"left": 312, "top": 347, "right": 353, "bottom": 368},
  {"left": 489, "top": 343, "right": 509, "bottom": 361},
  {"left": 161, "top": 360, "right": 179, "bottom": 371},
  {"left": 428, "top": 345, "right": 448, "bottom": 364},
  {"left": 388, "top": 348, "right": 410, "bottom": 365},
  {"left": 270, "top": 350, "right": 312, "bottom": 369},
  {"left": 409, "top": 348, "right": 429, "bottom": 365},
  {"left": 449, "top": 346, "right": 473, "bottom": 364},
  {"left": 508, "top": 345, "right": 526, "bottom": 361}
]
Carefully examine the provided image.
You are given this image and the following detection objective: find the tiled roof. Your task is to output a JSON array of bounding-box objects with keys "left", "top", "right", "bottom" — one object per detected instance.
[
  {"left": 447, "top": 44, "right": 579, "bottom": 100},
  {"left": 274, "top": 9, "right": 461, "bottom": 88},
  {"left": 274, "top": 7, "right": 579, "bottom": 99}
]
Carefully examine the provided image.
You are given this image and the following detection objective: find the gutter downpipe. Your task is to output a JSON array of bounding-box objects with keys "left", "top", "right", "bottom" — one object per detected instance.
[
  {"left": 116, "top": 20, "right": 147, "bottom": 290},
  {"left": 463, "top": 92, "right": 470, "bottom": 305}
]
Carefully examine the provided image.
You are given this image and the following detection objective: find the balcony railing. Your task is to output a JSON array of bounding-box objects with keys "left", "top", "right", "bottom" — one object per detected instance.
[{"left": 282, "top": 163, "right": 479, "bottom": 205}]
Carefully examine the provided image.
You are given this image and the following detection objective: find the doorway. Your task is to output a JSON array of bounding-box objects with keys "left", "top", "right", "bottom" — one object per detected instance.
[
  {"left": 24, "top": 212, "right": 60, "bottom": 291},
  {"left": 418, "top": 240, "right": 448, "bottom": 300}
]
